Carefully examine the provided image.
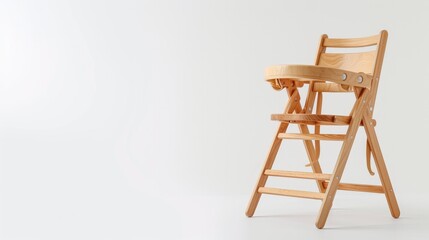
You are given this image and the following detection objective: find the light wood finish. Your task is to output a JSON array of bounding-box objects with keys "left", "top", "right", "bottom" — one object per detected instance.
[
  {"left": 366, "top": 140, "right": 375, "bottom": 175},
  {"left": 271, "top": 113, "right": 376, "bottom": 126},
  {"left": 292, "top": 100, "right": 326, "bottom": 192},
  {"left": 363, "top": 112, "right": 400, "bottom": 218},
  {"left": 323, "top": 34, "right": 380, "bottom": 48},
  {"left": 245, "top": 88, "right": 299, "bottom": 217},
  {"left": 313, "top": 82, "right": 352, "bottom": 92},
  {"left": 258, "top": 187, "right": 325, "bottom": 200},
  {"left": 246, "top": 30, "right": 399, "bottom": 229},
  {"left": 278, "top": 133, "right": 346, "bottom": 141},
  {"left": 318, "top": 51, "right": 377, "bottom": 74},
  {"left": 268, "top": 78, "right": 305, "bottom": 90},
  {"left": 271, "top": 113, "right": 351, "bottom": 124},
  {"left": 315, "top": 89, "right": 370, "bottom": 228},
  {"left": 265, "top": 64, "right": 372, "bottom": 89},
  {"left": 265, "top": 170, "right": 332, "bottom": 180},
  {"left": 322, "top": 182, "right": 384, "bottom": 193}
]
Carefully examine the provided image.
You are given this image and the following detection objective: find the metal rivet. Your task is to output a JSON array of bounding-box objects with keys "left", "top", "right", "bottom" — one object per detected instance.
[
  {"left": 357, "top": 75, "right": 363, "bottom": 83},
  {"left": 308, "top": 107, "right": 312, "bottom": 112},
  {"left": 370, "top": 107, "right": 373, "bottom": 112},
  {"left": 341, "top": 73, "right": 347, "bottom": 81},
  {"left": 335, "top": 176, "right": 339, "bottom": 180}
]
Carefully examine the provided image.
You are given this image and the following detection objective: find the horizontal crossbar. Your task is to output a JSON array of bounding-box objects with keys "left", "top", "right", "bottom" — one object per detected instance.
[
  {"left": 322, "top": 182, "right": 384, "bottom": 193},
  {"left": 278, "top": 133, "right": 346, "bottom": 141},
  {"left": 265, "top": 169, "right": 332, "bottom": 180},
  {"left": 271, "top": 114, "right": 376, "bottom": 126},
  {"left": 258, "top": 187, "right": 324, "bottom": 200},
  {"left": 272, "top": 114, "right": 351, "bottom": 124}
]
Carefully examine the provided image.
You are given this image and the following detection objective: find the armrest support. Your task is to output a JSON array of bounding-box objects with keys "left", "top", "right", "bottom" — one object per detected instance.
[{"left": 265, "top": 65, "right": 372, "bottom": 90}]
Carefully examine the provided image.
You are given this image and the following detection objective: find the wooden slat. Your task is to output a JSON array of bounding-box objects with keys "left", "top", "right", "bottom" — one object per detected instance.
[
  {"left": 278, "top": 133, "right": 346, "bottom": 141},
  {"left": 271, "top": 114, "right": 351, "bottom": 124},
  {"left": 323, "top": 34, "right": 380, "bottom": 48},
  {"left": 322, "top": 182, "right": 384, "bottom": 194},
  {"left": 313, "top": 83, "right": 352, "bottom": 92},
  {"left": 318, "top": 51, "right": 377, "bottom": 74},
  {"left": 272, "top": 113, "right": 334, "bottom": 122},
  {"left": 265, "top": 170, "right": 331, "bottom": 180},
  {"left": 258, "top": 187, "right": 325, "bottom": 200}
]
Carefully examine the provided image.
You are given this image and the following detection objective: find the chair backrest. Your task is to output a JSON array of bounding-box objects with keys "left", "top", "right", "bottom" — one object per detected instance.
[{"left": 313, "top": 30, "right": 388, "bottom": 113}]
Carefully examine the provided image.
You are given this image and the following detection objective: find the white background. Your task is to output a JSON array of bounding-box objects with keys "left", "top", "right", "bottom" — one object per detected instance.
[{"left": 1, "top": 0, "right": 429, "bottom": 239}]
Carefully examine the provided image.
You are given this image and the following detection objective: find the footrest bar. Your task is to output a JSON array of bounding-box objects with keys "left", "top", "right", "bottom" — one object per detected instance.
[
  {"left": 322, "top": 182, "right": 384, "bottom": 193},
  {"left": 265, "top": 169, "right": 332, "bottom": 180},
  {"left": 258, "top": 187, "right": 325, "bottom": 200}
]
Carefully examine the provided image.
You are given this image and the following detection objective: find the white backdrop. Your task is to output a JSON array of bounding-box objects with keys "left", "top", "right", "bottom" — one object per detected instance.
[{"left": 1, "top": 0, "right": 429, "bottom": 239}]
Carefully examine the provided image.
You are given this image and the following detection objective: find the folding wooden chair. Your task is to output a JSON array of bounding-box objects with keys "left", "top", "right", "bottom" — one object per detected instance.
[{"left": 245, "top": 30, "right": 400, "bottom": 229}]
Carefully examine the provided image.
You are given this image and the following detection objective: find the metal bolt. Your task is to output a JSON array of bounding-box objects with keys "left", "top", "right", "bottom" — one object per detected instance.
[
  {"left": 335, "top": 176, "right": 339, "bottom": 180},
  {"left": 308, "top": 107, "right": 312, "bottom": 112},
  {"left": 370, "top": 106, "right": 373, "bottom": 112},
  {"left": 341, "top": 73, "right": 347, "bottom": 81},
  {"left": 357, "top": 75, "right": 363, "bottom": 83}
]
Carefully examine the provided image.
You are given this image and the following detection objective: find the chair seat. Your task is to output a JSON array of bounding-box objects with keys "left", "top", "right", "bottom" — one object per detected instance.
[
  {"left": 271, "top": 113, "right": 351, "bottom": 125},
  {"left": 271, "top": 113, "right": 376, "bottom": 126}
]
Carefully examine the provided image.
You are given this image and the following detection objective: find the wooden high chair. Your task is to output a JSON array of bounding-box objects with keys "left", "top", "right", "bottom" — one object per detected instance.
[{"left": 245, "top": 30, "right": 400, "bottom": 229}]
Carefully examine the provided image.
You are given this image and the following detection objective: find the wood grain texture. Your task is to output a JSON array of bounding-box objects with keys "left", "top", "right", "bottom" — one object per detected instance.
[
  {"left": 318, "top": 51, "right": 377, "bottom": 74},
  {"left": 258, "top": 187, "right": 325, "bottom": 200},
  {"left": 265, "top": 65, "right": 372, "bottom": 89},
  {"left": 313, "top": 83, "right": 352, "bottom": 92},
  {"left": 265, "top": 170, "right": 332, "bottom": 180},
  {"left": 322, "top": 182, "right": 384, "bottom": 193},
  {"left": 271, "top": 113, "right": 352, "bottom": 125},
  {"left": 245, "top": 88, "right": 299, "bottom": 217},
  {"left": 323, "top": 34, "right": 380, "bottom": 48},
  {"left": 278, "top": 133, "right": 346, "bottom": 141},
  {"left": 315, "top": 89, "right": 370, "bottom": 229},
  {"left": 247, "top": 30, "right": 399, "bottom": 229}
]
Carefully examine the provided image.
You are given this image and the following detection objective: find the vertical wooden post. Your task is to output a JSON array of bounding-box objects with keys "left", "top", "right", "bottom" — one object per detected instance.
[
  {"left": 362, "top": 113, "right": 400, "bottom": 218},
  {"left": 315, "top": 90, "right": 369, "bottom": 229},
  {"left": 245, "top": 87, "right": 299, "bottom": 217}
]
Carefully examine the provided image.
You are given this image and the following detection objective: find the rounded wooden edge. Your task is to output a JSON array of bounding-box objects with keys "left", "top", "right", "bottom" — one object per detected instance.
[{"left": 265, "top": 65, "right": 372, "bottom": 89}]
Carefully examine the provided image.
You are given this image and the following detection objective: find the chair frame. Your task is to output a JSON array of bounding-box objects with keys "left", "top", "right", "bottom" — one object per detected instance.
[{"left": 245, "top": 30, "right": 400, "bottom": 229}]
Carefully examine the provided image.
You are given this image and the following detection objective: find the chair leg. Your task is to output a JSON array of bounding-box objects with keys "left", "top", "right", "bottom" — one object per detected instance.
[
  {"left": 245, "top": 123, "right": 288, "bottom": 217},
  {"left": 315, "top": 90, "right": 370, "bottom": 229},
  {"left": 246, "top": 88, "right": 300, "bottom": 217},
  {"left": 314, "top": 125, "right": 359, "bottom": 228},
  {"left": 363, "top": 114, "right": 400, "bottom": 218}
]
